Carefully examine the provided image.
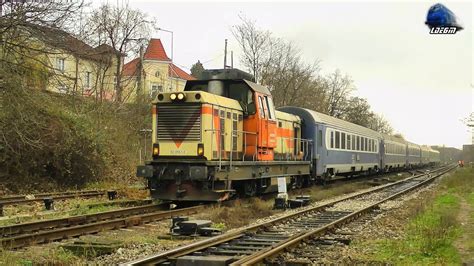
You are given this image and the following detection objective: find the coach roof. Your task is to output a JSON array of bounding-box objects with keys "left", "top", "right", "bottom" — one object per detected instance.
[{"left": 279, "top": 107, "right": 381, "bottom": 138}]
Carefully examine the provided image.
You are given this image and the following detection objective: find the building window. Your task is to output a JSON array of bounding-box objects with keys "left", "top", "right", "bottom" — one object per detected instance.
[
  {"left": 150, "top": 84, "right": 162, "bottom": 99},
  {"left": 56, "top": 58, "right": 65, "bottom": 72},
  {"left": 85, "top": 72, "right": 91, "bottom": 88},
  {"left": 57, "top": 85, "right": 67, "bottom": 93}
]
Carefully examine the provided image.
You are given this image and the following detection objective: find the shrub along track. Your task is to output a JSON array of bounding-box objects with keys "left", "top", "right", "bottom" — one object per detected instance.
[
  {"left": 124, "top": 165, "right": 455, "bottom": 266},
  {"left": 0, "top": 202, "right": 205, "bottom": 249}
]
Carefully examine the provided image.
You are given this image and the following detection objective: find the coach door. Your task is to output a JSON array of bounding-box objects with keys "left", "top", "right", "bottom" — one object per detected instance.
[{"left": 255, "top": 94, "right": 276, "bottom": 160}]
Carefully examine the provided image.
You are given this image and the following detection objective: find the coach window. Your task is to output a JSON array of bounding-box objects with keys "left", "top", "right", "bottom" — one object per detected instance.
[
  {"left": 365, "top": 138, "right": 368, "bottom": 151},
  {"left": 330, "top": 131, "right": 334, "bottom": 148},
  {"left": 356, "top": 136, "right": 360, "bottom": 151},
  {"left": 335, "top": 131, "right": 340, "bottom": 149},
  {"left": 318, "top": 130, "right": 323, "bottom": 147},
  {"left": 347, "top": 134, "right": 351, "bottom": 150},
  {"left": 370, "top": 139, "right": 373, "bottom": 152},
  {"left": 352, "top": 135, "right": 356, "bottom": 150},
  {"left": 341, "top": 132, "right": 346, "bottom": 149},
  {"left": 258, "top": 96, "right": 265, "bottom": 118}
]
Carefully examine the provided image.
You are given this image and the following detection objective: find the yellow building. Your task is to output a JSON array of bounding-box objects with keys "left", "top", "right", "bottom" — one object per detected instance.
[
  {"left": 122, "top": 38, "right": 196, "bottom": 101},
  {"left": 29, "top": 24, "right": 120, "bottom": 100}
]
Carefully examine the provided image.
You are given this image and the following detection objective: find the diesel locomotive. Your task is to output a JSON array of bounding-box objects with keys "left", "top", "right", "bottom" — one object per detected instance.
[{"left": 137, "top": 69, "right": 440, "bottom": 202}]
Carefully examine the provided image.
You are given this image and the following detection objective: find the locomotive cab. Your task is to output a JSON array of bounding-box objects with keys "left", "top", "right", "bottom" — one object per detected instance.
[{"left": 184, "top": 69, "right": 278, "bottom": 161}]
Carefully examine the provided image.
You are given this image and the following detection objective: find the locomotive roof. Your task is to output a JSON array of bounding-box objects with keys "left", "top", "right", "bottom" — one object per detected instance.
[
  {"left": 279, "top": 107, "right": 381, "bottom": 138},
  {"left": 243, "top": 80, "right": 271, "bottom": 95}
]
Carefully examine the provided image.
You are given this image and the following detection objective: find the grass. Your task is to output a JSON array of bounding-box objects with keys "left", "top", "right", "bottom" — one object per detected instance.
[
  {"left": 357, "top": 166, "right": 474, "bottom": 265},
  {"left": 196, "top": 198, "right": 275, "bottom": 229},
  {"left": 0, "top": 246, "right": 83, "bottom": 265},
  {"left": 0, "top": 197, "right": 130, "bottom": 227}
]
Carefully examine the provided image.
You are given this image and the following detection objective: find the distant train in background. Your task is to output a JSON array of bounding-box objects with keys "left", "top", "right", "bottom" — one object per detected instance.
[{"left": 137, "top": 69, "right": 440, "bottom": 202}]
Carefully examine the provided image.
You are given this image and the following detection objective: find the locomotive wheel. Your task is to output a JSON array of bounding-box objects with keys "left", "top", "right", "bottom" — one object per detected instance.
[
  {"left": 244, "top": 181, "right": 257, "bottom": 197},
  {"left": 294, "top": 176, "right": 303, "bottom": 189}
]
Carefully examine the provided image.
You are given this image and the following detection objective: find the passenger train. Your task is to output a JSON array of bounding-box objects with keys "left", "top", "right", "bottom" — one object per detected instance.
[{"left": 137, "top": 69, "right": 440, "bottom": 202}]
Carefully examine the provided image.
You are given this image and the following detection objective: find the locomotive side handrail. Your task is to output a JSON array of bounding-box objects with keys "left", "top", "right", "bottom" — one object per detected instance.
[
  {"left": 277, "top": 136, "right": 313, "bottom": 162},
  {"left": 205, "top": 128, "right": 313, "bottom": 171}
]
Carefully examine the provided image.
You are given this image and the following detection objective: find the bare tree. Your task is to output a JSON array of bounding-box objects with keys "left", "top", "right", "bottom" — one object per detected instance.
[
  {"left": 231, "top": 15, "right": 271, "bottom": 82},
  {"left": 343, "top": 96, "right": 372, "bottom": 127},
  {"left": 87, "top": 3, "right": 154, "bottom": 102},
  {"left": 325, "top": 70, "right": 355, "bottom": 118},
  {"left": 368, "top": 113, "right": 393, "bottom": 134},
  {"left": 0, "top": 1, "right": 85, "bottom": 85}
]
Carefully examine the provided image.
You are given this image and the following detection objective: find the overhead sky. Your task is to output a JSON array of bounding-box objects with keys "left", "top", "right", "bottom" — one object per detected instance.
[{"left": 94, "top": 0, "right": 473, "bottom": 148}]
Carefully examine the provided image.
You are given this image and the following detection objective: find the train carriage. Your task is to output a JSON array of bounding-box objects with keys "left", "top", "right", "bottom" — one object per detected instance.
[
  {"left": 421, "top": 145, "right": 431, "bottom": 166},
  {"left": 428, "top": 148, "right": 441, "bottom": 165},
  {"left": 407, "top": 142, "right": 422, "bottom": 167},
  {"left": 381, "top": 134, "right": 407, "bottom": 171},
  {"left": 279, "top": 107, "right": 381, "bottom": 181}
]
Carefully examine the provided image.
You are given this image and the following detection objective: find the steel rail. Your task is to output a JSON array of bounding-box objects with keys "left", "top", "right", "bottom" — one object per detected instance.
[
  {"left": 0, "top": 202, "right": 169, "bottom": 237},
  {"left": 0, "top": 190, "right": 107, "bottom": 206},
  {"left": 124, "top": 165, "right": 452, "bottom": 266},
  {"left": 0, "top": 204, "right": 205, "bottom": 249},
  {"left": 232, "top": 166, "right": 455, "bottom": 265}
]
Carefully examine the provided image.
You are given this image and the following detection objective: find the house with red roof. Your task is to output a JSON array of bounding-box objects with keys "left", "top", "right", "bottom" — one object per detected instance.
[{"left": 122, "top": 38, "right": 195, "bottom": 100}]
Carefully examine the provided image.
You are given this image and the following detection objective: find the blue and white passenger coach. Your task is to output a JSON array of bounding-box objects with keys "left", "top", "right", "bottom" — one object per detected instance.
[
  {"left": 381, "top": 134, "right": 407, "bottom": 171},
  {"left": 279, "top": 107, "right": 381, "bottom": 182}
]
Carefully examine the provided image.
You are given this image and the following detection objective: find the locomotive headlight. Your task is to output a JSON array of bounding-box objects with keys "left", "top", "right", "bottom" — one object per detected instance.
[
  {"left": 177, "top": 93, "right": 185, "bottom": 100},
  {"left": 197, "top": 143, "right": 204, "bottom": 156},
  {"left": 170, "top": 93, "right": 177, "bottom": 100},
  {"left": 152, "top": 143, "right": 160, "bottom": 158}
]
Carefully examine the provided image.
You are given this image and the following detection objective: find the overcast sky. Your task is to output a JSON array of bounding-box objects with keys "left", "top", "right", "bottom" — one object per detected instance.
[{"left": 95, "top": 0, "right": 473, "bottom": 149}]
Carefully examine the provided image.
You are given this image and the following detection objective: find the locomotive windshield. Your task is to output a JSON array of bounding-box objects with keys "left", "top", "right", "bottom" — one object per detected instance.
[{"left": 184, "top": 80, "right": 255, "bottom": 114}]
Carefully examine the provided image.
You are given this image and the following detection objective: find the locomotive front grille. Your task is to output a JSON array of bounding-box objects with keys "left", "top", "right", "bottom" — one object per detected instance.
[{"left": 157, "top": 104, "right": 201, "bottom": 141}]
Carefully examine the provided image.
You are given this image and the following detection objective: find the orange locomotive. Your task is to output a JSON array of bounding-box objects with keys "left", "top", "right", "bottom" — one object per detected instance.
[{"left": 137, "top": 69, "right": 312, "bottom": 201}]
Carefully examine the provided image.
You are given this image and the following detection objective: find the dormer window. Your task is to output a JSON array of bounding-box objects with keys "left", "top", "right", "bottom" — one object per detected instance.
[
  {"left": 56, "top": 58, "right": 65, "bottom": 72},
  {"left": 155, "top": 71, "right": 160, "bottom": 77}
]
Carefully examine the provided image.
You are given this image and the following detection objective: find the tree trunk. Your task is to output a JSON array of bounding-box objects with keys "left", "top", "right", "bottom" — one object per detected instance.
[{"left": 115, "top": 54, "right": 122, "bottom": 102}]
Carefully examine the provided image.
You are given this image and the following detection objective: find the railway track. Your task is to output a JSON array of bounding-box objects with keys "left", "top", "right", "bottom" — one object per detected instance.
[
  {"left": 0, "top": 202, "right": 205, "bottom": 249},
  {"left": 125, "top": 165, "right": 455, "bottom": 266},
  {"left": 0, "top": 190, "right": 107, "bottom": 206}
]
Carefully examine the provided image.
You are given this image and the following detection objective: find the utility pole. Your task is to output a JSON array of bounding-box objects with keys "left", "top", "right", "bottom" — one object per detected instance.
[
  {"left": 224, "top": 39, "right": 228, "bottom": 69},
  {"left": 137, "top": 44, "right": 144, "bottom": 97},
  {"left": 224, "top": 39, "right": 232, "bottom": 69}
]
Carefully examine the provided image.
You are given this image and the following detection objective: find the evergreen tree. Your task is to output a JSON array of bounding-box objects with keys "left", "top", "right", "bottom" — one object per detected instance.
[{"left": 190, "top": 60, "right": 205, "bottom": 79}]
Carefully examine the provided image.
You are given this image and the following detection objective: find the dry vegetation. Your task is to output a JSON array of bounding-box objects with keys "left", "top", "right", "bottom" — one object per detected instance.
[{"left": 1, "top": 89, "right": 151, "bottom": 194}]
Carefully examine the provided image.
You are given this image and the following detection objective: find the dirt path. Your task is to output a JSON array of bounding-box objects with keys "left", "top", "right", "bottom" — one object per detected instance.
[{"left": 455, "top": 198, "right": 474, "bottom": 264}]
